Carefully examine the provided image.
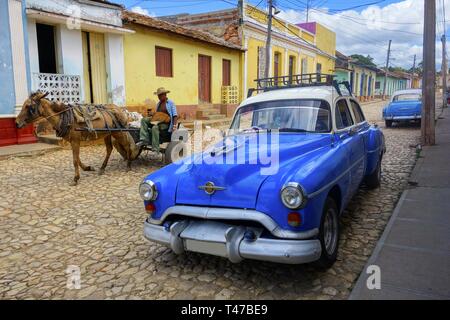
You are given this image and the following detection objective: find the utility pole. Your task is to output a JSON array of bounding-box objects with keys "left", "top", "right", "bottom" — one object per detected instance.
[
  {"left": 264, "top": 0, "right": 273, "bottom": 80},
  {"left": 411, "top": 54, "right": 416, "bottom": 88},
  {"left": 382, "top": 40, "right": 392, "bottom": 99},
  {"left": 306, "top": 0, "right": 310, "bottom": 22},
  {"left": 422, "top": 0, "right": 436, "bottom": 146},
  {"left": 442, "top": 34, "right": 447, "bottom": 108},
  {"left": 238, "top": 0, "right": 244, "bottom": 26}
]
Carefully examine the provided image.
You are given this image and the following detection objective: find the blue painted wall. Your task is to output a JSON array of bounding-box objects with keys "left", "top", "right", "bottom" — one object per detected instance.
[{"left": 0, "top": 0, "right": 16, "bottom": 115}]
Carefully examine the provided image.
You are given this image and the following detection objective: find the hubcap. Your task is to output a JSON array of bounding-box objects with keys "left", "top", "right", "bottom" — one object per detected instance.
[{"left": 323, "top": 208, "right": 338, "bottom": 255}]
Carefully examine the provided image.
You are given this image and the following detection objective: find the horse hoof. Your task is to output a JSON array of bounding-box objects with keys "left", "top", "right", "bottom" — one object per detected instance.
[
  {"left": 98, "top": 169, "right": 105, "bottom": 176},
  {"left": 69, "top": 181, "right": 78, "bottom": 187},
  {"left": 87, "top": 166, "right": 95, "bottom": 172}
]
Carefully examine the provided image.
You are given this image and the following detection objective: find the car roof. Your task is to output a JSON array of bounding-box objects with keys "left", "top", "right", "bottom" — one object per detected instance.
[
  {"left": 240, "top": 86, "right": 342, "bottom": 107},
  {"left": 392, "top": 89, "right": 422, "bottom": 96}
]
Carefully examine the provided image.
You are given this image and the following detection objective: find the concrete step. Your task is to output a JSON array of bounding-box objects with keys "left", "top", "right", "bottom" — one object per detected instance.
[
  {"left": 38, "top": 134, "right": 64, "bottom": 146},
  {"left": 0, "top": 142, "right": 61, "bottom": 160},
  {"left": 183, "top": 118, "right": 231, "bottom": 129},
  {"left": 205, "top": 114, "right": 227, "bottom": 120},
  {"left": 200, "top": 109, "right": 222, "bottom": 115}
]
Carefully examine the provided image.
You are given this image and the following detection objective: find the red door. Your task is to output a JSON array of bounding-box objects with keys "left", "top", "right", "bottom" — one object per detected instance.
[{"left": 198, "top": 55, "right": 211, "bottom": 103}]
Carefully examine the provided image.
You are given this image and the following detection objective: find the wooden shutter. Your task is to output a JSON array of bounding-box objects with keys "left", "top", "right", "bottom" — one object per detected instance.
[
  {"left": 155, "top": 47, "right": 172, "bottom": 77},
  {"left": 222, "top": 59, "right": 231, "bottom": 86},
  {"left": 274, "top": 52, "right": 280, "bottom": 78}
]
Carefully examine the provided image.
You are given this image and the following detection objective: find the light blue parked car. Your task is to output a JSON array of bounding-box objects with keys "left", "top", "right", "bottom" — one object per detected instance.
[{"left": 382, "top": 89, "right": 422, "bottom": 127}]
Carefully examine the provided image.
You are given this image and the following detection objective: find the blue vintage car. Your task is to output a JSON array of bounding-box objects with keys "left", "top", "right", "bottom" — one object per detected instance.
[
  {"left": 382, "top": 89, "right": 422, "bottom": 127},
  {"left": 140, "top": 77, "right": 385, "bottom": 268}
]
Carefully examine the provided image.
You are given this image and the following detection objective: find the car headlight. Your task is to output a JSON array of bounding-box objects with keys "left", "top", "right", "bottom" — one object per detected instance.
[
  {"left": 280, "top": 182, "right": 307, "bottom": 209},
  {"left": 139, "top": 180, "right": 158, "bottom": 201}
]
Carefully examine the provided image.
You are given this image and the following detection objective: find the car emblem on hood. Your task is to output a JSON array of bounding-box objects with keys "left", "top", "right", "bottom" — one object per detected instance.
[{"left": 198, "top": 181, "right": 226, "bottom": 195}]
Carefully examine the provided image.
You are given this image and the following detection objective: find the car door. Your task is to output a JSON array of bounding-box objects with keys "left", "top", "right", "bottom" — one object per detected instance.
[
  {"left": 334, "top": 98, "right": 365, "bottom": 198},
  {"left": 348, "top": 98, "right": 369, "bottom": 181}
]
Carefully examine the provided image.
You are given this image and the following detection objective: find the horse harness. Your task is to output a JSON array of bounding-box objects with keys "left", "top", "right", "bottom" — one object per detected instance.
[{"left": 32, "top": 99, "right": 125, "bottom": 138}]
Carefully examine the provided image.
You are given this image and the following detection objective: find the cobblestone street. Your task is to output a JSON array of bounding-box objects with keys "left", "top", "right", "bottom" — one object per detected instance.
[{"left": 0, "top": 100, "right": 421, "bottom": 300}]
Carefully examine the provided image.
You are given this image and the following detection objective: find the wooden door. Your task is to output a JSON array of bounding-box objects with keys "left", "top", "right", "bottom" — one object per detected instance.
[
  {"left": 198, "top": 55, "right": 211, "bottom": 103},
  {"left": 89, "top": 33, "right": 108, "bottom": 104},
  {"left": 81, "top": 32, "right": 92, "bottom": 103},
  {"left": 222, "top": 59, "right": 231, "bottom": 86}
]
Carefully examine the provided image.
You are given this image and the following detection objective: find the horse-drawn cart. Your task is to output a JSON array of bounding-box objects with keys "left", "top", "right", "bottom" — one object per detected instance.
[{"left": 75, "top": 123, "right": 190, "bottom": 164}]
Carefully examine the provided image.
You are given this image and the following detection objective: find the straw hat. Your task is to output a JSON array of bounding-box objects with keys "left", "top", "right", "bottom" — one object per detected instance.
[{"left": 154, "top": 87, "right": 170, "bottom": 95}]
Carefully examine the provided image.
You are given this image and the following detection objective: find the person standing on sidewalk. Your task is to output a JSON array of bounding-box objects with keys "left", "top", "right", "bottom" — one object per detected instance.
[{"left": 137, "top": 87, "right": 178, "bottom": 152}]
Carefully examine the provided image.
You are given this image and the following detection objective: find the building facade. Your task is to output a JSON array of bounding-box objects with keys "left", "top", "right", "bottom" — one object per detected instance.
[
  {"left": 375, "top": 71, "right": 409, "bottom": 97},
  {"left": 26, "top": 0, "right": 129, "bottom": 106},
  {"left": 334, "top": 51, "right": 377, "bottom": 101},
  {"left": 0, "top": 0, "right": 35, "bottom": 146},
  {"left": 0, "top": 0, "right": 130, "bottom": 146},
  {"left": 122, "top": 11, "right": 243, "bottom": 120},
  {"left": 296, "top": 22, "right": 336, "bottom": 75},
  {"left": 162, "top": 3, "right": 336, "bottom": 98}
]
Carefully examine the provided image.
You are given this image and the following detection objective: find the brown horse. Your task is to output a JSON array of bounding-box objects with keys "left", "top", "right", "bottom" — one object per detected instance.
[{"left": 16, "top": 92, "right": 140, "bottom": 186}]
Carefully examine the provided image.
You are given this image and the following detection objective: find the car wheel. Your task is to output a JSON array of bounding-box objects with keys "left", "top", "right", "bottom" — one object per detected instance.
[
  {"left": 314, "top": 197, "right": 339, "bottom": 269},
  {"left": 385, "top": 120, "right": 393, "bottom": 127},
  {"left": 365, "top": 156, "right": 382, "bottom": 189},
  {"left": 165, "top": 141, "right": 187, "bottom": 164}
]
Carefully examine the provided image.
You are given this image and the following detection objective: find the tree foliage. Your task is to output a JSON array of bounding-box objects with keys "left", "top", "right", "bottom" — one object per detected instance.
[{"left": 349, "top": 54, "right": 377, "bottom": 67}]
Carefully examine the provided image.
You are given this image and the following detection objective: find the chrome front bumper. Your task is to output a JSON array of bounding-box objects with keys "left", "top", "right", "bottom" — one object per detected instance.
[{"left": 144, "top": 219, "right": 322, "bottom": 264}]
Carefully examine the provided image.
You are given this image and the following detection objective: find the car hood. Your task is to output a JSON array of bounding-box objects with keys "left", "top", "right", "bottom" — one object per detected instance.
[
  {"left": 175, "top": 132, "right": 331, "bottom": 209},
  {"left": 385, "top": 101, "right": 421, "bottom": 114}
]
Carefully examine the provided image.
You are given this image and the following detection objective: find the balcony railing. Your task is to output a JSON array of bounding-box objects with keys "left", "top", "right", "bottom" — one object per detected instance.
[{"left": 32, "top": 73, "right": 81, "bottom": 104}]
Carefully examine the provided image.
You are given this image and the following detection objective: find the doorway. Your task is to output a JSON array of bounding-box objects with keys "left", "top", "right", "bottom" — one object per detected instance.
[
  {"left": 36, "top": 23, "right": 57, "bottom": 74},
  {"left": 82, "top": 31, "right": 108, "bottom": 104},
  {"left": 198, "top": 55, "right": 211, "bottom": 103}
]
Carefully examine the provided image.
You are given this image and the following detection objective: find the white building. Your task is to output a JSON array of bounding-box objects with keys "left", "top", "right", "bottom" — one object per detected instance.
[{"left": 25, "top": 0, "right": 131, "bottom": 107}]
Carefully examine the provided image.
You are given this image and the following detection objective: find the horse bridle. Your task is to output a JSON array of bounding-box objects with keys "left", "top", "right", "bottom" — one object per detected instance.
[
  {"left": 28, "top": 98, "right": 70, "bottom": 121},
  {"left": 28, "top": 99, "right": 41, "bottom": 118}
]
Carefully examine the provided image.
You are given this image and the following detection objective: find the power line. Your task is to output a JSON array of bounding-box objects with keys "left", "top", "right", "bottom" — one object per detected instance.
[{"left": 279, "top": 0, "right": 422, "bottom": 25}]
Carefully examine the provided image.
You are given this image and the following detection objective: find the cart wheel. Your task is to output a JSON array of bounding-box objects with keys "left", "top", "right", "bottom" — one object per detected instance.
[{"left": 165, "top": 141, "right": 187, "bottom": 164}]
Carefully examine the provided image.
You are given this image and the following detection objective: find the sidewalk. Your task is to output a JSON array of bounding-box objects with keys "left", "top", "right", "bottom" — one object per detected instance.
[
  {"left": 350, "top": 107, "right": 450, "bottom": 300},
  {"left": 0, "top": 143, "right": 61, "bottom": 160}
]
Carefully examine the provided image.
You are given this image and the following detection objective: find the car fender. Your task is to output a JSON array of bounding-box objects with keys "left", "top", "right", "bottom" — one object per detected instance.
[
  {"left": 256, "top": 143, "right": 351, "bottom": 232},
  {"left": 366, "top": 126, "right": 385, "bottom": 176}
]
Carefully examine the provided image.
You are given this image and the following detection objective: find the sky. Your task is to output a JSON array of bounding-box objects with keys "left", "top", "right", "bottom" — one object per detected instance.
[{"left": 115, "top": 0, "right": 450, "bottom": 70}]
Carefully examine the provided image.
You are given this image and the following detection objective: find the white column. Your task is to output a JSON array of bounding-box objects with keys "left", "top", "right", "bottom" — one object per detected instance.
[
  {"left": 27, "top": 19, "right": 39, "bottom": 77},
  {"left": 8, "top": 0, "right": 28, "bottom": 106},
  {"left": 105, "top": 33, "right": 125, "bottom": 106},
  {"left": 55, "top": 25, "right": 84, "bottom": 100}
]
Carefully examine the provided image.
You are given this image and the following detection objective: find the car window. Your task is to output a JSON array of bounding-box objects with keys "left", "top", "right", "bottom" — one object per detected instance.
[
  {"left": 349, "top": 100, "right": 366, "bottom": 123},
  {"left": 393, "top": 93, "right": 421, "bottom": 101},
  {"left": 231, "top": 99, "right": 331, "bottom": 133},
  {"left": 335, "top": 99, "right": 354, "bottom": 129}
]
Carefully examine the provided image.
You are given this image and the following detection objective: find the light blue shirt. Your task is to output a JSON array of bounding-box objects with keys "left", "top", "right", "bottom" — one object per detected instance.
[{"left": 156, "top": 99, "right": 178, "bottom": 132}]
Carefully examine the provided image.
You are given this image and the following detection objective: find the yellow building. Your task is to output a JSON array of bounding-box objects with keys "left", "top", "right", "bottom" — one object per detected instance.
[
  {"left": 163, "top": 3, "right": 336, "bottom": 99},
  {"left": 122, "top": 11, "right": 243, "bottom": 120},
  {"left": 242, "top": 4, "right": 320, "bottom": 94},
  {"left": 302, "top": 23, "right": 337, "bottom": 74}
]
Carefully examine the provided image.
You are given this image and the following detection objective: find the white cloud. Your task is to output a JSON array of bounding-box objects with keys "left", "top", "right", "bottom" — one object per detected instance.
[
  {"left": 130, "top": 6, "right": 156, "bottom": 17},
  {"left": 277, "top": 0, "right": 449, "bottom": 70}
]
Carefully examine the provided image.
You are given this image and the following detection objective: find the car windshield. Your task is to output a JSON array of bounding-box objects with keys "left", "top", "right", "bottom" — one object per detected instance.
[
  {"left": 230, "top": 99, "right": 331, "bottom": 133},
  {"left": 393, "top": 93, "right": 421, "bottom": 101}
]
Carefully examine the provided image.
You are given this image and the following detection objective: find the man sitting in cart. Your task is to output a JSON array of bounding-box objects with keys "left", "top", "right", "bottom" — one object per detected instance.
[{"left": 137, "top": 87, "right": 178, "bottom": 152}]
